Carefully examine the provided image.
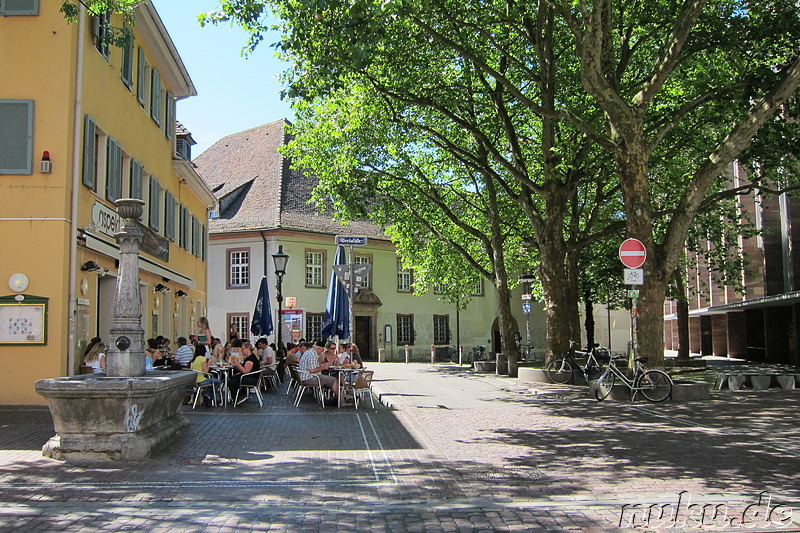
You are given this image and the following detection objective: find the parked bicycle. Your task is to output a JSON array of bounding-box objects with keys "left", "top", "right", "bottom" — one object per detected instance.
[
  {"left": 546, "top": 340, "right": 610, "bottom": 384},
  {"left": 594, "top": 354, "right": 673, "bottom": 402}
]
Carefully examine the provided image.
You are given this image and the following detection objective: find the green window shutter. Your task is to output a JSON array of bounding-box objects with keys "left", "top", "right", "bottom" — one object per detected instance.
[
  {"left": 180, "top": 206, "right": 189, "bottom": 250},
  {"left": 120, "top": 31, "right": 133, "bottom": 89},
  {"left": 136, "top": 48, "right": 146, "bottom": 105},
  {"left": 201, "top": 224, "right": 207, "bottom": 261},
  {"left": 130, "top": 159, "right": 143, "bottom": 199},
  {"left": 165, "top": 92, "right": 173, "bottom": 139},
  {"left": 148, "top": 177, "right": 160, "bottom": 230},
  {"left": 105, "top": 138, "right": 122, "bottom": 202},
  {"left": 82, "top": 115, "right": 96, "bottom": 189},
  {"left": 150, "top": 70, "right": 161, "bottom": 125},
  {"left": 0, "top": 0, "right": 39, "bottom": 15},
  {"left": 0, "top": 99, "right": 33, "bottom": 174},
  {"left": 164, "top": 190, "right": 175, "bottom": 241},
  {"left": 192, "top": 216, "right": 200, "bottom": 256}
]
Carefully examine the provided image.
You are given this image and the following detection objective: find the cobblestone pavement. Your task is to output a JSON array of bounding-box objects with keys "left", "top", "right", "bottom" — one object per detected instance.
[{"left": 0, "top": 363, "right": 798, "bottom": 532}]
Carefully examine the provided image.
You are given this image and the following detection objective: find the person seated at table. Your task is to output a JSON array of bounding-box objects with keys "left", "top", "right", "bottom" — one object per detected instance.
[
  {"left": 319, "top": 341, "right": 339, "bottom": 366},
  {"left": 160, "top": 337, "right": 172, "bottom": 356},
  {"left": 257, "top": 337, "right": 277, "bottom": 378},
  {"left": 148, "top": 338, "right": 167, "bottom": 367},
  {"left": 210, "top": 337, "right": 225, "bottom": 364},
  {"left": 298, "top": 340, "right": 339, "bottom": 404},
  {"left": 338, "top": 342, "right": 364, "bottom": 368},
  {"left": 285, "top": 342, "right": 301, "bottom": 365},
  {"left": 229, "top": 338, "right": 243, "bottom": 365},
  {"left": 190, "top": 345, "right": 221, "bottom": 406},
  {"left": 228, "top": 341, "right": 261, "bottom": 401},
  {"left": 83, "top": 342, "right": 106, "bottom": 373},
  {"left": 174, "top": 336, "right": 194, "bottom": 368}
]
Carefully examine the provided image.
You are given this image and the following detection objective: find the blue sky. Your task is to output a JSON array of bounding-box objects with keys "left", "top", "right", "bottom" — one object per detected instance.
[{"left": 152, "top": 1, "right": 294, "bottom": 156}]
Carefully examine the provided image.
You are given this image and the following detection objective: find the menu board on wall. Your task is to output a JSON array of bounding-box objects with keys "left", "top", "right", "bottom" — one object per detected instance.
[{"left": 0, "top": 301, "right": 46, "bottom": 344}]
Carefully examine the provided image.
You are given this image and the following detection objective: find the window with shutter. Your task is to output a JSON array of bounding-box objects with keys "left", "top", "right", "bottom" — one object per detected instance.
[
  {"left": 175, "top": 138, "right": 191, "bottom": 160},
  {"left": 164, "top": 190, "right": 175, "bottom": 241},
  {"left": 0, "top": 99, "right": 33, "bottom": 174},
  {"left": 120, "top": 31, "right": 133, "bottom": 89},
  {"left": 105, "top": 138, "right": 122, "bottom": 202},
  {"left": 129, "top": 159, "right": 143, "bottom": 199},
  {"left": 93, "top": 12, "right": 111, "bottom": 59},
  {"left": 148, "top": 177, "right": 161, "bottom": 231},
  {"left": 136, "top": 48, "right": 146, "bottom": 105},
  {"left": 165, "top": 92, "right": 173, "bottom": 139},
  {"left": 192, "top": 216, "right": 200, "bottom": 256},
  {"left": 0, "top": 0, "right": 39, "bottom": 15},
  {"left": 82, "top": 115, "right": 97, "bottom": 189},
  {"left": 150, "top": 70, "right": 161, "bottom": 125}
]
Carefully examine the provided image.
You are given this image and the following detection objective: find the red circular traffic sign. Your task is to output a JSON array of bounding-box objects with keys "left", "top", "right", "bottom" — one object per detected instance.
[{"left": 619, "top": 238, "right": 646, "bottom": 268}]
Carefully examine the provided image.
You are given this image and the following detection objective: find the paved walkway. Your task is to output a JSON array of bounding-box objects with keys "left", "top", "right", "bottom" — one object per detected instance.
[{"left": 0, "top": 363, "right": 798, "bottom": 531}]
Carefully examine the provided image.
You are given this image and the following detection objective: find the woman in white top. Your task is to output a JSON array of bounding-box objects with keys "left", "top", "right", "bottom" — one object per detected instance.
[{"left": 83, "top": 342, "right": 106, "bottom": 373}]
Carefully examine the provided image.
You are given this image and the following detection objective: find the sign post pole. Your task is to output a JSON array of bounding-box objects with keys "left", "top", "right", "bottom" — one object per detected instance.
[
  {"left": 619, "top": 239, "right": 646, "bottom": 361},
  {"left": 335, "top": 236, "right": 368, "bottom": 344}
]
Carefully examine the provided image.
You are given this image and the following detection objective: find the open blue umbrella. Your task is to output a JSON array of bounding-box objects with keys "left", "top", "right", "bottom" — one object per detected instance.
[
  {"left": 320, "top": 246, "right": 350, "bottom": 340},
  {"left": 251, "top": 276, "right": 274, "bottom": 338}
]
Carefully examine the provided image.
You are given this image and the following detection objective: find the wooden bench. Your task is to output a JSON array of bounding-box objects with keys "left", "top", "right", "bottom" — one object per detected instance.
[{"left": 715, "top": 373, "right": 799, "bottom": 391}]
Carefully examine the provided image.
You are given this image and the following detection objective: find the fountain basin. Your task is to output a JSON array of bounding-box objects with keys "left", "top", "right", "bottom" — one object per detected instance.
[{"left": 35, "top": 371, "right": 195, "bottom": 461}]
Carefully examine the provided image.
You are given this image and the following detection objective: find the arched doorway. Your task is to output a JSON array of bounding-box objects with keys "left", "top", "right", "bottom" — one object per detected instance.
[{"left": 490, "top": 315, "right": 519, "bottom": 354}]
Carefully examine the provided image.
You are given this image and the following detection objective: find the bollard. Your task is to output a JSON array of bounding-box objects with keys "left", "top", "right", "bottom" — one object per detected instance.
[
  {"left": 405, "top": 344, "right": 409, "bottom": 364},
  {"left": 431, "top": 345, "right": 435, "bottom": 364},
  {"left": 458, "top": 345, "right": 463, "bottom": 366}
]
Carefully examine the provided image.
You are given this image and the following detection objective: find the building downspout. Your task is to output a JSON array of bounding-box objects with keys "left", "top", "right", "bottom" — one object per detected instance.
[{"left": 67, "top": 5, "right": 86, "bottom": 376}]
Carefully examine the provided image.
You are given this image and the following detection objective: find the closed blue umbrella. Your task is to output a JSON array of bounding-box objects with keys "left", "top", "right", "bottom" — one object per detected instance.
[
  {"left": 320, "top": 246, "right": 350, "bottom": 340},
  {"left": 251, "top": 276, "right": 274, "bottom": 338}
]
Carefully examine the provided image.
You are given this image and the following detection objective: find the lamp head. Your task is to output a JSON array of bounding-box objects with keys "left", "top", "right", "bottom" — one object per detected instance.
[{"left": 272, "top": 244, "right": 289, "bottom": 275}]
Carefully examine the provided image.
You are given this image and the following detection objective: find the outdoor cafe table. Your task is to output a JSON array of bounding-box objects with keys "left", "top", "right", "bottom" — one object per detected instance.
[
  {"left": 324, "top": 366, "right": 362, "bottom": 407},
  {"left": 210, "top": 364, "right": 235, "bottom": 407}
]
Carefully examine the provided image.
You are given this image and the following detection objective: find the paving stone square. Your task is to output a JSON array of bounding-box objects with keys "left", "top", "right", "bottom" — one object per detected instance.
[{"left": 0, "top": 363, "right": 798, "bottom": 531}]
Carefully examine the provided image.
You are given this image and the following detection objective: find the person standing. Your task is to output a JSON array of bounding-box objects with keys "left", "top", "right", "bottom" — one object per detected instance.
[
  {"left": 197, "top": 317, "right": 213, "bottom": 348},
  {"left": 228, "top": 323, "right": 240, "bottom": 343}
]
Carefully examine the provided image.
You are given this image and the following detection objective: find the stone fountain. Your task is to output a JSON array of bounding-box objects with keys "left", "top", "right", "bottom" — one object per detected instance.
[{"left": 35, "top": 199, "right": 195, "bottom": 461}]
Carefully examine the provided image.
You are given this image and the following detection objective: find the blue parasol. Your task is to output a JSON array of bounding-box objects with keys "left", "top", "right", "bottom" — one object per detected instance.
[
  {"left": 320, "top": 245, "right": 350, "bottom": 340},
  {"left": 250, "top": 275, "right": 274, "bottom": 338}
]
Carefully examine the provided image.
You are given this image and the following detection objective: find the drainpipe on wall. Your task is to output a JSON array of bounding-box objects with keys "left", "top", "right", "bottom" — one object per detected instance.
[
  {"left": 261, "top": 231, "right": 269, "bottom": 277},
  {"left": 67, "top": 5, "right": 86, "bottom": 376}
]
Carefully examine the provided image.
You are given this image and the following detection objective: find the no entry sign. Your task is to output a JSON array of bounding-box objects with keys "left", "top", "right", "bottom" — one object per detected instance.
[{"left": 619, "top": 238, "right": 646, "bottom": 268}]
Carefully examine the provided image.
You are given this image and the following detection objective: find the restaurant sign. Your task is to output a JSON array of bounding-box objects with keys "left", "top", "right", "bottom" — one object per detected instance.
[
  {"left": 90, "top": 201, "right": 169, "bottom": 261},
  {"left": 91, "top": 201, "right": 122, "bottom": 237}
]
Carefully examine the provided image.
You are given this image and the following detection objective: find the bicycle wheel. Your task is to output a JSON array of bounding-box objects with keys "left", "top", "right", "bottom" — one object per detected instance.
[
  {"left": 637, "top": 370, "right": 673, "bottom": 402},
  {"left": 547, "top": 358, "right": 573, "bottom": 384},
  {"left": 594, "top": 370, "right": 615, "bottom": 401}
]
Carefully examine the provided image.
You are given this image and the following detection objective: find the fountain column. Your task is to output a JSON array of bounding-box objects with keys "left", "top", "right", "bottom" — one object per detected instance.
[{"left": 106, "top": 198, "right": 146, "bottom": 377}]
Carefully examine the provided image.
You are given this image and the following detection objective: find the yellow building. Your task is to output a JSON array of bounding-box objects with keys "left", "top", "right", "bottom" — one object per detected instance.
[{"left": 0, "top": 2, "right": 215, "bottom": 404}]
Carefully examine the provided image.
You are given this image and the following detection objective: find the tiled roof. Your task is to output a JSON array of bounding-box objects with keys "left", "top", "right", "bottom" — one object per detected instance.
[{"left": 194, "top": 119, "right": 387, "bottom": 240}]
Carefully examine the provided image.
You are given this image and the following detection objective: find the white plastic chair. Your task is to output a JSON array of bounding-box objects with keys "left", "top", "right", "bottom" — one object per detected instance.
[
  {"left": 234, "top": 370, "right": 264, "bottom": 407},
  {"left": 192, "top": 371, "right": 219, "bottom": 409}
]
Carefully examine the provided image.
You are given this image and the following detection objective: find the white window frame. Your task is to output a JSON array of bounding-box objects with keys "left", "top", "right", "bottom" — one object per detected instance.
[
  {"left": 305, "top": 250, "right": 325, "bottom": 288},
  {"left": 227, "top": 248, "right": 250, "bottom": 289},
  {"left": 397, "top": 262, "right": 412, "bottom": 293}
]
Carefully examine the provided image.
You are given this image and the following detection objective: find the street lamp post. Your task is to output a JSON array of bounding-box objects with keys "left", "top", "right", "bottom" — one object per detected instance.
[{"left": 272, "top": 245, "right": 289, "bottom": 353}]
